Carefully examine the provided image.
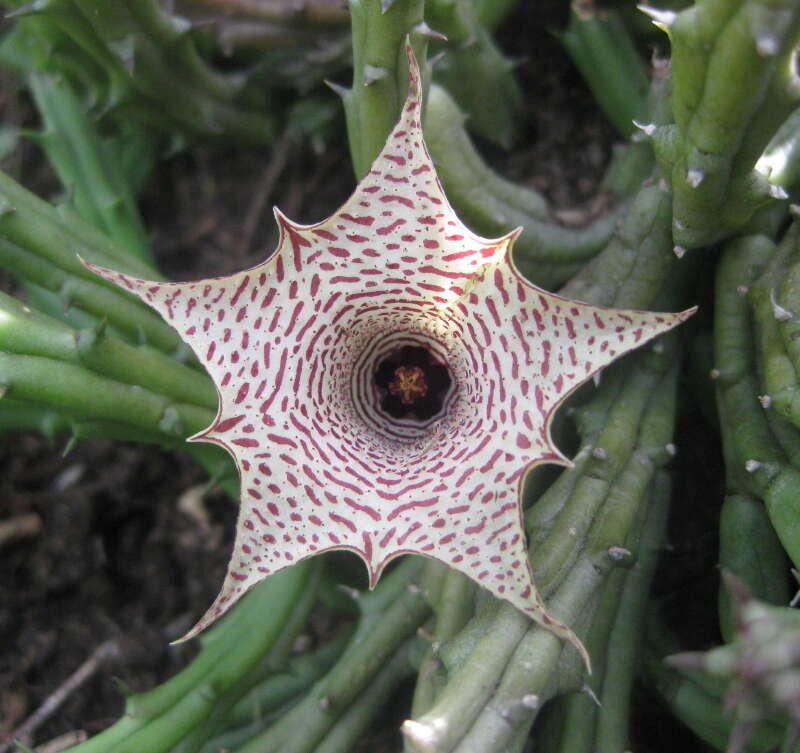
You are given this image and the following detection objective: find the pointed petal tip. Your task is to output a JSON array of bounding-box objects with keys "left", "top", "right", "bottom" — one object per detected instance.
[
  {"left": 403, "top": 38, "right": 423, "bottom": 101},
  {"left": 506, "top": 225, "right": 524, "bottom": 243},
  {"left": 273, "top": 205, "right": 302, "bottom": 232},
  {"left": 169, "top": 619, "right": 206, "bottom": 645}
]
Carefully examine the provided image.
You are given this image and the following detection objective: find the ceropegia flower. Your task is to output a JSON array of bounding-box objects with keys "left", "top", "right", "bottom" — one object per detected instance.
[{"left": 88, "top": 45, "right": 692, "bottom": 664}]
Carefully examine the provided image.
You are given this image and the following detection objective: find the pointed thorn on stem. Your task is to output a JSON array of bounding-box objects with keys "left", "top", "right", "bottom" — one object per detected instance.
[
  {"left": 686, "top": 169, "right": 704, "bottom": 187},
  {"left": 337, "top": 584, "right": 361, "bottom": 601},
  {"left": 632, "top": 120, "right": 657, "bottom": 137},
  {"left": 522, "top": 694, "right": 540, "bottom": 709},
  {"left": 771, "top": 291, "right": 793, "bottom": 321},
  {"left": 412, "top": 21, "right": 447, "bottom": 42},
  {"left": 580, "top": 683, "right": 602, "bottom": 708},
  {"left": 363, "top": 64, "right": 389, "bottom": 86},
  {"left": 637, "top": 5, "right": 677, "bottom": 29}
]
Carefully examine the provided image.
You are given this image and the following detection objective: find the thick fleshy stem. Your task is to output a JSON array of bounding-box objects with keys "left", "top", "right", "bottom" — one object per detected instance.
[
  {"left": 25, "top": 70, "right": 154, "bottom": 263},
  {"left": 410, "top": 569, "right": 477, "bottom": 718},
  {"left": 559, "top": 180, "right": 677, "bottom": 309},
  {"left": 0, "top": 170, "right": 203, "bottom": 360},
  {"left": 168, "top": 564, "right": 326, "bottom": 753},
  {"left": 772, "top": 223, "right": 800, "bottom": 423},
  {"left": 341, "top": 0, "right": 428, "bottom": 179},
  {"left": 757, "top": 105, "right": 800, "bottom": 191},
  {"left": 0, "top": 350, "right": 212, "bottom": 439},
  {"left": 717, "top": 494, "right": 790, "bottom": 643},
  {"left": 311, "top": 637, "right": 421, "bottom": 753},
  {"left": 0, "top": 397, "right": 237, "bottom": 500},
  {"left": 426, "top": 0, "right": 522, "bottom": 147},
  {"left": 0, "top": 291, "right": 217, "bottom": 410},
  {"left": 210, "top": 631, "right": 353, "bottom": 736},
  {"left": 5, "top": 0, "right": 278, "bottom": 146},
  {"left": 645, "top": 0, "right": 800, "bottom": 248},
  {"left": 58, "top": 561, "right": 317, "bottom": 753},
  {"left": 537, "top": 471, "right": 669, "bottom": 753},
  {"left": 230, "top": 558, "right": 445, "bottom": 753},
  {"left": 714, "top": 233, "right": 800, "bottom": 569},
  {"left": 594, "top": 471, "right": 670, "bottom": 751},
  {"left": 559, "top": 3, "right": 649, "bottom": 139}
]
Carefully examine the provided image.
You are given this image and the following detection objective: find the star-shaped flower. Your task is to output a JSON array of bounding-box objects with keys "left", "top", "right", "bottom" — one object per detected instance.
[{"left": 88, "top": 45, "right": 692, "bottom": 665}]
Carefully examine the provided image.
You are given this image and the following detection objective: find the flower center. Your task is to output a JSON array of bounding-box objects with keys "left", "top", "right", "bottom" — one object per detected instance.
[
  {"left": 374, "top": 345, "right": 452, "bottom": 421},
  {"left": 389, "top": 366, "right": 428, "bottom": 405}
]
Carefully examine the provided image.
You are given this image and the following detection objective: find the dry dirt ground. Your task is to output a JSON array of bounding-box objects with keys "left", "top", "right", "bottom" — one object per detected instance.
[{"left": 0, "top": 3, "right": 719, "bottom": 751}]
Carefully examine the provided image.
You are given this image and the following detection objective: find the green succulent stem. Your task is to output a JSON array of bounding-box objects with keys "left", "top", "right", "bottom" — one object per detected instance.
[
  {"left": 715, "top": 232, "right": 800, "bottom": 570},
  {"left": 218, "top": 632, "right": 353, "bottom": 733},
  {"left": 717, "top": 494, "right": 790, "bottom": 642},
  {"left": 26, "top": 70, "right": 154, "bottom": 263},
  {"left": 231, "top": 557, "right": 445, "bottom": 753},
  {"left": 426, "top": 0, "right": 522, "bottom": 147},
  {"left": 652, "top": 0, "right": 800, "bottom": 247},
  {"left": 411, "top": 569, "right": 477, "bottom": 717},
  {"left": 5, "top": 0, "right": 278, "bottom": 146},
  {"left": 61, "top": 561, "right": 316, "bottom": 753},
  {"left": 0, "top": 291, "right": 217, "bottom": 410},
  {"left": 560, "top": 5, "right": 649, "bottom": 139},
  {"left": 344, "top": 0, "right": 428, "bottom": 179},
  {"left": 594, "top": 471, "right": 670, "bottom": 752},
  {"left": 168, "top": 565, "right": 325, "bottom": 753},
  {"left": 311, "top": 637, "right": 421, "bottom": 753},
  {"left": 0, "top": 170, "right": 203, "bottom": 360},
  {"left": 560, "top": 181, "right": 677, "bottom": 309}
]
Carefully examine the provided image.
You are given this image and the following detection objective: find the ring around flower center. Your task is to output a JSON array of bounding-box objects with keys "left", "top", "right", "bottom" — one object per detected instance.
[{"left": 351, "top": 330, "right": 458, "bottom": 442}]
